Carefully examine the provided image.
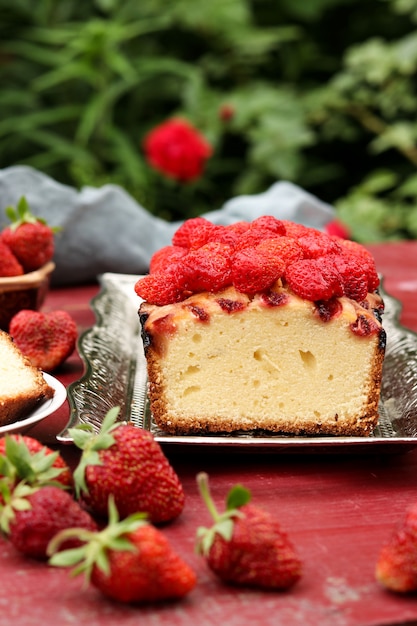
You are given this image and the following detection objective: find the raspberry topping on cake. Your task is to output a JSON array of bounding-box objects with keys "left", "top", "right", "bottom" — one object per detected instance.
[{"left": 135, "top": 217, "right": 380, "bottom": 310}]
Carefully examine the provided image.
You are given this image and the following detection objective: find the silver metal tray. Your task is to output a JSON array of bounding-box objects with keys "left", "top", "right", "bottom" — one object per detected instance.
[{"left": 59, "top": 273, "right": 417, "bottom": 453}]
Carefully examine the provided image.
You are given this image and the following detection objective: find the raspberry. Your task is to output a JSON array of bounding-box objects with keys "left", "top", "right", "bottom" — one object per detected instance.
[
  {"left": 172, "top": 217, "right": 218, "bottom": 250},
  {"left": 256, "top": 236, "right": 304, "bottom": 269},
  {"left": 285, "top": 259, "right": 337, "bottom": 301},
  {"left": 297, "top": 231, "right": 342, "bottom": 259},
  {"left": 134, "top": 270, "right": 188, "bottom": 306},
  {"left": 232, "top": 247, "right": 285, "bottom": 295},
  {"left": 179, "top": 242, "right": 233, "bottom": 292},
  {"left": 149, "top": 245, "right": 187, "bottom": 273},
  {"left": 337, "top": 239, "right": 379, "bottom": 292}
]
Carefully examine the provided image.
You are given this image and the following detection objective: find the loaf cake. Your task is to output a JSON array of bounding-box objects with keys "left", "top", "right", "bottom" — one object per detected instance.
[
  {"left": 0, "top": 330, "right": 54, "bottom": 426},
  {"left": 135, "top": 217, "right": 386, "bottom": 437}
]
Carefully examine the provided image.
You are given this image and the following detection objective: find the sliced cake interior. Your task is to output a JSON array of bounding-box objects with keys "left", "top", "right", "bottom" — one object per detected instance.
[
  {"left": 0, "top": 330, "right": 54, "bottom": 426},
  {"left": 140, "top": 286, "right": 385, "bottom": 436}
]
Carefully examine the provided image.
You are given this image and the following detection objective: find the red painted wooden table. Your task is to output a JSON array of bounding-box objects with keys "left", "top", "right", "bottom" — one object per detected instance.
[{"left": 2, "top": 241, "right": 417, "bottom": 626}]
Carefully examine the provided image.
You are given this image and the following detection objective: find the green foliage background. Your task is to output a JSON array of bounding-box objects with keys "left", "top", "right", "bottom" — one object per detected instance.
[{"left": 1, "top": 0, "right": 417, "bottom": 241}]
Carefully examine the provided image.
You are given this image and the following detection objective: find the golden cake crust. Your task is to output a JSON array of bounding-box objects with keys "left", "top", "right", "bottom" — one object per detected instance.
[{"left": 0, "top": 330, "right": 54, "bottom": 426}]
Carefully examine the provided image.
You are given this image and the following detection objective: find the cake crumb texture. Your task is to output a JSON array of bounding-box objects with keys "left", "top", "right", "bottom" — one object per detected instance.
[{"left": 0, "top": 330, "right": 54, "bottom": 426}]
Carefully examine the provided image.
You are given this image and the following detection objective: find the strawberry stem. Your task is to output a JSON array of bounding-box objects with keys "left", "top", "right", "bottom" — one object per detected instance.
[
  {"left": 195, "top": 472, "right": 251, "bottom": 556},
  {"left": 196, "top": 472, "right": 221, "bottom": 522}
]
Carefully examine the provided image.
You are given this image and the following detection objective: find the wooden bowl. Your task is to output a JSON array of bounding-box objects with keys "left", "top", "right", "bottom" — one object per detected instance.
[{"left": 0, "top": 261, "right": 55, "bottom": 331}]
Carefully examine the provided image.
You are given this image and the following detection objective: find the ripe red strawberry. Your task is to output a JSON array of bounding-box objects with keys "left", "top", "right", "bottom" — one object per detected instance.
[
  {"left": 180, "top": 242, "right": 233, "bottom": 292},
  {"left": 225, "top": 221, "right": 250, "bottom": 237},
  {"left": 0, "top": 434, "right": 73, "bottom": 491},
  {"left": 256, "top": 236, "right": 304, "bottom": 269},
  {"left": 196, "top": 473, "right": 302, "bottom": 589},
  {"left": 376, "top": 501, "right": 417, "bottom": 592},
  {"left": 0, "top": 241, "right": 24, "bottom": 277},
  {"left": 149, "top": 245, "right": 187, "bottom": 274},
  {"left": 135, "top": 268, "right": 190, "bottom": 306},
  {"left": 285, "top": 258, "right": 338, "bottom": 301},
  {"left": 172, "top": 217, "right": 218, "bottom": 250},
  {"left": 48, "top": 497, "right": 196, "bottom": 603},
  {"left": 336, "top": 238, "right": 380, "bottom": 292},
  {"left": 0, "top": 483, "right": 97, "bottom": 560},
  {"left": 234, "top": 226, "right": 281, "bottom": 251},
  {"left": 296, "top": 230, "right": 342, "bottom": 259},
  {"left": 281, "top": 220, "right": 311, "bottom": 239},
  {"left": 1, "top": 196, "right": 55, "bottom": 272},
  {"left": 70, "top": 407, "right": 185, "bottom": 524},
  {"left": 231, "top": 247, "right": 285, "bottom": 294},
  {"left": 328, "top": 252, "right": 369, "bottom": 302},
  {"left": 9, "top": 309, "right": 77, "bottom": 372},
  {"left": 250, "top": 215, "right": 286, "bottom": 236}
]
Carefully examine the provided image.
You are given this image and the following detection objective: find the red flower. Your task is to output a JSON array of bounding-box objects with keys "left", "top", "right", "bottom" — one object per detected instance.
[
  {"left": 143, "top": 118, "right": 213, "bottom": 183},
  {"left": 219, "top": 103, "right": 235, "bottom": 122}
]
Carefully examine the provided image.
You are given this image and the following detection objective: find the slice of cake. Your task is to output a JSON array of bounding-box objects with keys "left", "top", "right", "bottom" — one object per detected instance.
[
  {"left": 0, "top": 330, "right": 55, "bottom": 426},
  {"left": 136, "top": 216, "right": 386, "bottom": 437}
]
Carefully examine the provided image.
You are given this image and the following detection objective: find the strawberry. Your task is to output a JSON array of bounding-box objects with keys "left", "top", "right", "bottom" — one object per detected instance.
[
  {"left": 195, "top": 472, "right": 302, "bottom": 590},
  {"left": 329, "top": 252, "right": 369, "bottom": 302},
  {"left": 0, "top": 241, "right": 24, "bottom": 277},
  {"left": 135, "top": 268, "right": 190, "bottom": 306},
  {"left": 0, "top": 483, "right": 97, "bottom": 560},
  {"left": 0, "top": 434, "right": 73, "bottom": 492},
  {"left": 180, "top": 242, "right": 233, "bottom": 292},
  {"left": 296, "top": 230, "right": 342, "bottom": 259},
  {"left": 172, "top": 217, "right": 218, "bottom": 249},
  {"left": 231, "top": 247, "right": 285, "bottom": 294},
  {"left": 376, "top": 501, "right": 417, "bottom": 592},
  {"left": 336, "top": 238, "right": 380, "bottom": 292},
  {"left": 70, "top": 407, "right": 185, "bottom": 524},
  {"left": 285, "top": 258, "right": 338, "bottom": 301},
  {"left": 1, "top": 196, "right": 56, "bottom": 272},
  {"left": 250, "top": 215, "right": 286, "bottom": 236},
  {"left": 9, "top": 309, "right": 77, "bottom": 372},
  {"left": 48, "top": 497, "right": 196, "bottom": 604},
  {"left": 149, "top": 245, "right": 187, "bottom": 274},
  {"left": 281, "top": 220, "right": 311, "bottom": 239},
  {"left": 256, "top": 236, "right": 304, "bottom": 269}
]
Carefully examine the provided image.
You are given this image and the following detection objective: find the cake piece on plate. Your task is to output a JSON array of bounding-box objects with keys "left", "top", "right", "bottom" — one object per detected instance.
[
  {"left": 136, "top": 217, "right": 386, "bottom": 437},
  {"left": 0, "top": 330, "right": 54, "bottom": 425}
]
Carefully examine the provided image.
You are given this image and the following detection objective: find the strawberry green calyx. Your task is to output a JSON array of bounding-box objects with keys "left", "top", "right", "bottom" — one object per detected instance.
[
  {"left": 47, "top": 496, "right": 147, "bottom": 583},
  {"left": 195, "top": 472, "right": 251, "bottom": 556},
  {"left": 70, "top": 406, "right": 124, "bottom": 497},
  {"left": 5, "top": 196, "right": 46, "bottom": 230},
  {"left": 0, "top": 481, "right": 36, "bottom": 535},
  {"left": 5, "top": 195, "right": 60, "bottom": 233},
  {"left": 0, "top": 435, "right": 68, "bottom": 488}
]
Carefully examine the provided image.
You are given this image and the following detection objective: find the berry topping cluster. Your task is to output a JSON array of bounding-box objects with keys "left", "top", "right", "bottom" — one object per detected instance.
[{"left": 135, "top": 216, "right": 379, "bottom": 306}]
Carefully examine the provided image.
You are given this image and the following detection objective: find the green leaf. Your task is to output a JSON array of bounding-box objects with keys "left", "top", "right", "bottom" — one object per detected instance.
[
  {"left": 49, "top": 546, "right": 87, "bottom": 568},
  {"left": 214, "top": 518, "right": 234, "bottom": 541},
  {"left": 226, "top": 484, "right": 251, "bottom": 510}
]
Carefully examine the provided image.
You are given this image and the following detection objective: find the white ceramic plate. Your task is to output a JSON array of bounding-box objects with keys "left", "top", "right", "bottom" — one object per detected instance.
[{"left": 0, "top": 373, "right": 67, "bottom": 436}]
